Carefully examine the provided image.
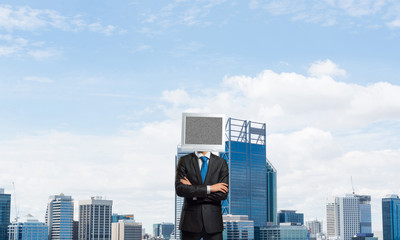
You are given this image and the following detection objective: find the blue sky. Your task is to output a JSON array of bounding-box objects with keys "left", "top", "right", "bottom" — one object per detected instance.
[{"left": 1, "top": 0, "right": 400, "bottom": 235}]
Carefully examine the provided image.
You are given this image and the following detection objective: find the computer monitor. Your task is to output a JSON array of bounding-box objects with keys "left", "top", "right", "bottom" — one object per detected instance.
[{"left": 181, "top": 113, "right": 226, "bottom": 152}]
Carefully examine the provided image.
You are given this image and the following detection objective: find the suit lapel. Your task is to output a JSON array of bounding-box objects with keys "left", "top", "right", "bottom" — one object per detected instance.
[
  {"left": 204, "top": 153, "right": 216, "bottom": 184},
  {"left": 190, "top": 153, "right": 203, "bottom": 184}
]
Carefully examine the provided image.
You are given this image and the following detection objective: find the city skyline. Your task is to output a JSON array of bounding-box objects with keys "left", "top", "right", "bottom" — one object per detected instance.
[{"left": 1, "top": 0, "right": 400, "bottom": 234}]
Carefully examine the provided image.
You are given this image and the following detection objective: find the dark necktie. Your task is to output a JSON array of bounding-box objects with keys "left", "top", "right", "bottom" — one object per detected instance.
[{"left": 200, "top": 156, "right": 208, "bottom": 183}]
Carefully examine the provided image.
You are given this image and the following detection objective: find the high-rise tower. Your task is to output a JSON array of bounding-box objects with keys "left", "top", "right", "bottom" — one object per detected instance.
[
  {"left": 326, "top": 194, "right": 372, "bottom": 240},
  {"left": 0, "top": 188, "right": 11, "bottom": 240},
  {"left": 46, "top": 194, "right": 74, "bottom": 239},
  {"left": 79, "top": 197, "right": 112, "bottom": 240},
  {"left": 111, "top": 220, "right": 141, "bottom": 240},
  {"left": 222, "top": 118, "right": 277, "bottom": 227},
  {"left": 382, "top": 194, "right": 400, "bottom": 240},
  {"left": 356, "top": 195, "right": 372, "bottom": 234}
]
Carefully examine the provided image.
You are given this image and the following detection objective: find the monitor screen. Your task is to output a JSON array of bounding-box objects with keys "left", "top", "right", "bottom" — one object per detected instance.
[{"left": 181, "top": 113, "right": 225, "bottom": 152}]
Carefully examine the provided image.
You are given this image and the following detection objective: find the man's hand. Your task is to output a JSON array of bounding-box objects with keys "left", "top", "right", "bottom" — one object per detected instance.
[
  {"left": 210, "top": 183, "right": 228, "bottom": 193},
  {"left": 180, "top": 177, "right": 192, "bottom": 185}
]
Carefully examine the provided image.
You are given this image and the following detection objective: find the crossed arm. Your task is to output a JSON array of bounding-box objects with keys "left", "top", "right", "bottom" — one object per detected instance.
[{"left": 175, "top": 157, "right": 229, "bottom": 202}]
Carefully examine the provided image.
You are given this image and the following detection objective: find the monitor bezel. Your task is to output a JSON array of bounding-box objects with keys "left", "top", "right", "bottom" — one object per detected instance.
[{"left": 181, "top": 112, "right": 226, "bottom": 152}]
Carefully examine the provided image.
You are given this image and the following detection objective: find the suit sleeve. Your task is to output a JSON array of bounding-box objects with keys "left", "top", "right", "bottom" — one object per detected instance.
[
  {"left": 204, "top": 159, "right": 229, "bottom": 202},
  {"left": 175, "top": 157, "right": 208, "bottom": 198}
]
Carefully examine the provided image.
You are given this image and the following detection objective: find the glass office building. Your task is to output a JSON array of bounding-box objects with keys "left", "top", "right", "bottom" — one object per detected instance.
[
  {"left": 326, "top": 194, "right": 371, "bottom": 240},
  {"left": 382, "top": 195, "right": 400, "bottom": 240},
  {"left": 259, "top": 224, "right": 310, "bottom": 240},
  {"left": 0, "top": 188, "right": 11, "bottom": 240},
  {"left": 79, "top": 197, "right": 113, "bottom": 240},
  {"left": 223, "top": 215, "right": 254, "bottom": 240},
  {"left": 112, "top": 214, "right": 134, "bottom": 223},
  {"left": 153, "top": 223, "right": 174, "bottom": 240},
  {"left": 278, "top": 210, "right": 304, "bottom": 225},
  {"left": 222, "top": 118, "right": 277, "bottom": 227},
  {"left": 111, "top": 220, "right": 142, "bottom": 240},
  {"left": 8, "top": 214, "right": 48, "bottom": 240},
  {"left": 46, "top": 194, "right": 74, "bottom": 240},
  {"left": 356, "top": 195, "right": 372, "bottom": 234}
]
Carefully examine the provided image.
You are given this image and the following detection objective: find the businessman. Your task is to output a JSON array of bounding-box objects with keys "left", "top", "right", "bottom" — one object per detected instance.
[{"left": 175, "top": 151, "right": 229, "bottom": 240}]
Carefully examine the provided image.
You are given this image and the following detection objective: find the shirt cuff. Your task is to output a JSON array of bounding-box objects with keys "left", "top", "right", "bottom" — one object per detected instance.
[{"left": 207, "top": 185, "right": 210, "bottom": 194}]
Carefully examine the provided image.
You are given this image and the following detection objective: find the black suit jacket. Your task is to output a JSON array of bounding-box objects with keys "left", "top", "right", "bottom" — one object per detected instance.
[{"left": 175, "top": 152, "right": 229, "bottom": 233}]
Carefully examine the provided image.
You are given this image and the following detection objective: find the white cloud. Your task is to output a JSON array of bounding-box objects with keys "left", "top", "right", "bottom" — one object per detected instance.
[
  {"left": 0, "top": 4, "right": 124, "bottom": 35},
  {"left": 141, "top": 0, "right": 227, "bottom": 29},
  {"left": 250, "top": 0, "right": 400, "bottom": 29},
  {"left": 308, "top": 59, "right": 346, "bottom": 77},
  {"left": 0, "top": 45, "right": 18, "bottom": 56},
  {"left": 133, "top": 44, "right": 153, "bottom": 53},
  {"left": 0, "top": 34, "right": 27, "bottom": 56},
  {"left": 24, "top": 76, "right": 54, "bottom": 83},
  {"left": 169, "top": 41, "right": 203, "bottom": 57},
  {"left": 162, "top": 88, "right": 191, "bottom": 107},
  {"left": 27, "top": 48, "right": 60, "bottom": 60},
  {"left": 386, "top": 18, "right": 400, "bottom": 28},
  {"left": 0, "top": 33, "right": 59, "bottom": 60}
]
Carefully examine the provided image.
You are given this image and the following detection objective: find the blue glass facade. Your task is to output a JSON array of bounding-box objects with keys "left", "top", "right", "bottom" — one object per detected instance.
[
  {"left": 355, "top": 195, "right": 372, "bottom": 234},
  {"left": 382, "top": 195, "right": 400, "bottom": 240},
  {"left": 278, "top": 210, "right": 304, "bottom": 225},
  {"left": 223, "top": 118, "right": 277, "bottom": 228},
  {"left": 112, "top": 214, "right": 134, "bottom": 223},
  {"left": 0, "top": 189, "right": 11, "bottom": 240},
  {"left": 8, "top": 217, "right": 48, "bottom": 240},
  {"left": 228, "top": 141, "right": 267, "bottom": 226},
  {"left": 266, "top": 163, "right": 277, "bottom": 225},
  {"left": 45, "top": 194, "right": 73, "bottom": 240},
  {"left": 259, "top": 225, "right": 310, "bottom": 240},
  {"left": 153, "top": 223, "right": 174, "bottom": 240},
  {"left": 359, "top": 204, "right": 371, "bottom": 233},
  {"left": 223, "top": 215, "right": 254, "bottom": 240}
]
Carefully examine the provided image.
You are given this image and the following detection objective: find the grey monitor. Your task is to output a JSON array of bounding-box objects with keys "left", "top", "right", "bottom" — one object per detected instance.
[{"left": 181, "top": 113, "right": 226, "bottom": 152}]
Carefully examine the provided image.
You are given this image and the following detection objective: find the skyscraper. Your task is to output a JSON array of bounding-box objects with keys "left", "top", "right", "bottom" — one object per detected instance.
[
  {"left": 73, "top": 221, "right": 79, "bottom": 240},
  {"left": 79, "top": 197, "right": 112, "bottom": 240},
  {"left": 258, "top": 224, "right": 310, "bottom": 240},
  {"left": 111, "top": 220, "right": 141, "bottom": 240},
  {"left": 0, "top": 188, "right": 11, "bottom": 240},
  {"left": 326, "top": 194, "right": 371, "bottom": 240},
  {"left": 223, "top": 214, "right": 254, "bottom": 240},
  {"left": 356, "top": 195, "right": 372, "bottom": 234},
  {"left": 153, "top": 223, "right": 174, "bottom": 240},
  {"left": 326, "top": 199, "right": 338, "bottom": 238},
  {"left": 8, "top": 214, "right": 48, "bottom": 240},
  {"left": 278, "top": 210, "right": 304, "bottom": 226},
  {"left": 222, "top": 118, "right": 277, "bottom": 227},
  {"left": 306, "top": 220, "right": 323, "bottom": 240},
  {"left": 46, "top": 194, "right": 74, "bottom": 240},
  {"left": 382, "top": 194, "right": 400, "bottom": 240}
]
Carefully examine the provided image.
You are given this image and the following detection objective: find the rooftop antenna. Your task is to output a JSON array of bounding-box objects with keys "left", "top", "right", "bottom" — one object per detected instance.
[
  {"left": 351, "top": 176, "right": 355, "bottom": 195},
  {"left": 12, "top": 182, "right": 19, "bottom": 222}
]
